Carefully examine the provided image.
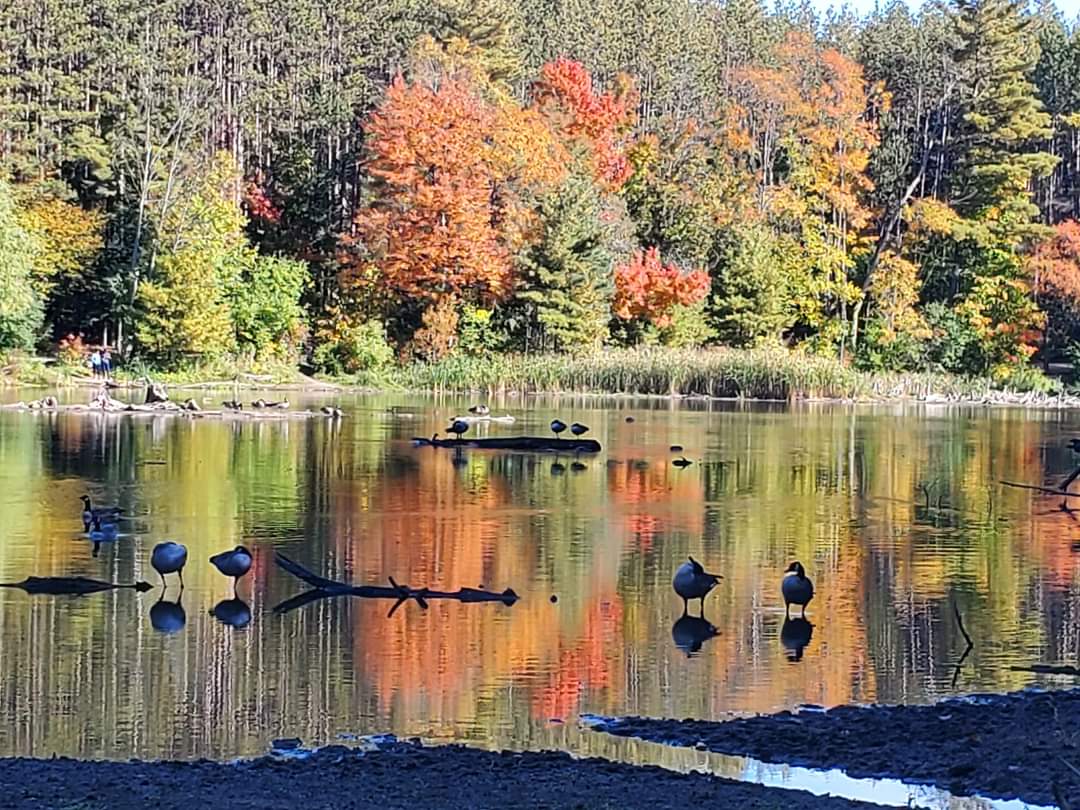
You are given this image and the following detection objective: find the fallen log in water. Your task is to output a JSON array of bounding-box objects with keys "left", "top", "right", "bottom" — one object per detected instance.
[
  {"left": 999, "top": 480, "right": 1080, "bottom": 498},
  {"left": 1010, "top": 663, "right": 1080, "bottom": 676},
  {"left": 273, "top": 553, "right": 518, "bottom": 616},
  {"left": 0, "top": 400, "right": 338, "bottom": 421},
  {"left": 0, "top": 576, "right": 152, "bottom": 595},
  {"left": 412, "top": 435, "right": 601, "bottom": 453}
]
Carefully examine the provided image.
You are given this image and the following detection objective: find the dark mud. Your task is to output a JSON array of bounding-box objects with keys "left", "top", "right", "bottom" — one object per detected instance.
[
  {"left": 0, "top": 741, "right": 887, "bottom": 810},
  {"left": 591, "top": 687, "right": 1080, "bottom": 806}
]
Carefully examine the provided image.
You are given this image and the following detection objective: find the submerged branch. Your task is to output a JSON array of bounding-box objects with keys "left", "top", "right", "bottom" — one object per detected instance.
[{"left": 272, "top": 553, "right": 519, "bottom": 616}]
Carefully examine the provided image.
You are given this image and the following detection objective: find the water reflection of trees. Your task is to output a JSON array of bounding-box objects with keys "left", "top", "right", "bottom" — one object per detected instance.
[{"left": 0, "top": 401, "right": 1078, "bottom": 757}]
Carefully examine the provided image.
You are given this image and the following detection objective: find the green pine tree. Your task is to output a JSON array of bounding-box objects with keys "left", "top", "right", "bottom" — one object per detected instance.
[{"left": 515, "top": 174, "right": 615, "bottom": 351}]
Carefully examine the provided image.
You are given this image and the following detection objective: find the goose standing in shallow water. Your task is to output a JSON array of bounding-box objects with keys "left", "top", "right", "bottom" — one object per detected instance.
[
  {"left": 672, "top": 556, "right": 722, "bottom": 615},
  {"left": 550, "top": 419, "right": 567, "bottom": 439},
  {"left": 151, "top": 542, "right": 188, "bottom": 590},
  {"left": 211, "top": 546, "right": 253, "bottom": 594},
  {"left": 80, "top": 495, "right": 123, "bottom": 531},
  {"left": 447, "top": 419, "right": 469, "bottom": 440},
  {"left": 570, "top": 422, "right": 589, "bottom": 437},
  {"left": 782, "top": 561, "right": 814, "bottom": 618}
]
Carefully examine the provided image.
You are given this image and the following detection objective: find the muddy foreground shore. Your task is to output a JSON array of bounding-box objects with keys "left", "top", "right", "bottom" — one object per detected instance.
[{"left": 1, "top": 687, "right": 1074, "bottom": 809}]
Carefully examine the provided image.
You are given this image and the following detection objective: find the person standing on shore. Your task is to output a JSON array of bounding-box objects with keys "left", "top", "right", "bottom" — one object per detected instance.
[
  {"left": 102, "top": 348, "right": 112, "bottom": 379},
  {"left": 90, "top": 348, "right": 102, "bottom": 378}
]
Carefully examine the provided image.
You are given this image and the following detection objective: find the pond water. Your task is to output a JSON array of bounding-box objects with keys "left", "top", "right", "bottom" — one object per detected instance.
[{"left": 0, "top": 389, "right": 1079, "bottom": 763}]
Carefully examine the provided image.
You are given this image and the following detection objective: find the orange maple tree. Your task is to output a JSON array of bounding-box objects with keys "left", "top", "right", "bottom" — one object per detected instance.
[
  {"left": 531, "top": 58, "right": 637, "bottom": 191},
  {"left": 613, "top": 247, "right": 710, "bottom": 328},
  {"left": 347, "top": 74, "right": 566, "bottom": 307},
  {"left": 1031, "top": 220, "right": 1080, "bottom": 305}
]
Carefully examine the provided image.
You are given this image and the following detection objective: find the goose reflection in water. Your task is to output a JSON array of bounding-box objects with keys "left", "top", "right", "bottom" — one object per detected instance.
[
  {"left": 149, "top": 596, "right": 186, "bottom": 634},
  {"left": 672, "top": 615, "right": 719, "bottom": 657},
  {"left": 781, "top": 617, "right": 814, "bottom": 661},
  {"left": 211, "top": 598, "right": 252, "bottom": 629}
]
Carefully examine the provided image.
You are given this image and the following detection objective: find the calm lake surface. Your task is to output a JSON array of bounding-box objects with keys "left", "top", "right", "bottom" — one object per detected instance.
[{"left": 0, "top": 389, "right": 1079, "bottom": 763}]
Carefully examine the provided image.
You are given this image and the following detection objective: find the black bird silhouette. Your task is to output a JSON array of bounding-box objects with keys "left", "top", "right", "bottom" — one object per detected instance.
[
  {"left": 550, "top": 419, "right": 567, "bottom": 438},
  {"left": 447, "top": 420, "right": 469, "bottom": 440}
]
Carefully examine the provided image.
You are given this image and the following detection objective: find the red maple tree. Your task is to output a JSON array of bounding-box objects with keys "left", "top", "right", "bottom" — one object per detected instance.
[
  {"left": 531, "top": 58, "right": 637, "bottom": 191},
  {"left": 613, "top": 247, "right": 710, "bottom": 328}
]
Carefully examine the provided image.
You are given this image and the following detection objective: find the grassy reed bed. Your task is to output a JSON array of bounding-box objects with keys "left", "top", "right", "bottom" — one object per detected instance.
[{"left": 388, "top": 347, "right": 1002, "bottom": 400}]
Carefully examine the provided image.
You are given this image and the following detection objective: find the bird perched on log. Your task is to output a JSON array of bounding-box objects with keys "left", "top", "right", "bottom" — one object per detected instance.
[
  {"left": 782, "top": 561, "right": 814, "bottom": 618},
  {"left": 672, "top": 556, "right": 722, "bottom": 615},
  {"left": 468, "top": 404, "right": 490, "bottom": 416},
  {"left": 570, "top": 422, "right": 589, "bottom": 437},
  {"left": 80, "top": 495, "right": 123, "bottom": 532},
  {"left": 550, "top": 419, "right": 567, "bottom": 438},
  {"left": 211, "top": 546, "right": 253, "bottom": 594},
  {"left": 223, "top": 399, "right": 243, "bottom": 411},
  {"left": 151, "top": 541, "right": 188, "bottom": 591},
  {"left": 447, "top": 419, "right": 469, "bottom": 440}
]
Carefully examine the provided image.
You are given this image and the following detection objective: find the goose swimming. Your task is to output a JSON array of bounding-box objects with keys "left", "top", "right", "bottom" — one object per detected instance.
[
  {"left": 782, "top": 561, "right": 814, "bottom": 618},
  {"left": 672, "top": 556, "right": 722, "bottom": 615},
  {"left": 150, "top": 541, "right": 188, "bottom": 590},
  {"left": 80, "top": 495, "right": 123, "bottom": 531},
  {"left": 210, "top": 545, "right": 253, "bottom": 593}
]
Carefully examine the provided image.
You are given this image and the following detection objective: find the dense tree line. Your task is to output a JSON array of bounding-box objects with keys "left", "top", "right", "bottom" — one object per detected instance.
[{"left": 4, "top": 0, "right": 1080, "bottom": 382}]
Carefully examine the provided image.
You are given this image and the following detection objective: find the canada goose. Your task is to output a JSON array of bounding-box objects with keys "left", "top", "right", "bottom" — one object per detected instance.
[
  {"left": 150, "top": 542, "right": 188, "bottom": 590},
  {"left": 210, "top": 597, "right": 252, "bottom": 629},
  {"left": 673, "top": 456, "right": 692, "bottom": 468},
  {"left": 468, "top": 404, "right": 490, "bottom": 416},
  {"left": 781, "top": 617, "right": 813, "bottom": 661},
  {"left": 252, "top": 398, "right": 267, "bottom": 408},
  {"left": 673, "top": 556, "right": 722, "bottom": 615},
  {"left": 321, "top": 405, "right": 343, "bottom": 417},
  {"left": 222, "top": 399, "right": 243, "bottom": 410},
  {"left": 782, "top": 561, "right": 814, "bottom": 618},
  {"left": 447, "top": 419, "right": 469, "bottom": 440},
  {"left": 672, "top": 614, "right": 719, "bottom": 656},
  {"left": 570, "top": 422, "right": 589, "bottom": 437},
  {"left": 210, "top": 546, "right": 253, "bottom": 593},
  {"left": 80, "top": 495, "right": 123, "bottom": 531},
  {"left": 149, "top": 596, "right": 186, "bottom": 634},
  {"left": 550, "top": 419, "right": 567, "bottom": 438}
]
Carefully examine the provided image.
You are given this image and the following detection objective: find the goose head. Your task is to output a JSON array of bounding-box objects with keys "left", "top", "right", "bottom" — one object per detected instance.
[
  {"left": 689, "top": 556, "right": 722, "bottom": 587},
  {"left": 786, "top": 561, "right": 806, "bottom": 579}
]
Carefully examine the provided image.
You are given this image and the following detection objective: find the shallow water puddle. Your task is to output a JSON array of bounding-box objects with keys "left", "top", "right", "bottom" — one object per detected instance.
[{"left": 573, "top": 716, "right": 1053, "bottom": 810}]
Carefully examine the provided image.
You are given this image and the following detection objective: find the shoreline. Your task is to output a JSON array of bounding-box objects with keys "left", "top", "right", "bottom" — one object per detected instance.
[
  {"left": 0, "top": 739, "right": 883, "bottom": 810},
  {"left": 588, "top": 686, "right": 1080, "bottom": 807}
]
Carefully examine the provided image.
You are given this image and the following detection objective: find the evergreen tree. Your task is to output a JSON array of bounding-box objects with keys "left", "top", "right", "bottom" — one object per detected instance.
[
  {"left": 949, "top": 0, "right": 1056, "bottom": 230},
  {"left": 515, "top": 173, "right": 615, "bottom": 351}
]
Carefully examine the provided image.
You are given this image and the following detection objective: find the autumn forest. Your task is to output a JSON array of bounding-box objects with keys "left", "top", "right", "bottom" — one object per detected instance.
[{"left": 4, "top": 0, "right": 1080, "bottom": 386}]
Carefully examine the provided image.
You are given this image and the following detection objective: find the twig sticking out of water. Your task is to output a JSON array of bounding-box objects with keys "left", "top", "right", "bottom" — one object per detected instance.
[{"left": 950, "top": 600, "right": 975, "bottom": 689}]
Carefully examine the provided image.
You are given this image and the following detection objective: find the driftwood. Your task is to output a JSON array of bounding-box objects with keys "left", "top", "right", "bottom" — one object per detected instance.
[
  {"left": 1010, "top": 664, "right": 1080, "bottom": 676},
  {"left": 449, "top": 414, "right": 517, "bottom": 425},
  {"left": 0, "top": 576, "right": 152, "bottom": 595},
  {"left": 412, "top": 435, "right": 601, "bottom": 453},
  {"left": 0, "top": 400, "right": 332, "bottom": 421},
  {"left": 950, "top": 600, "right": 975, "bottom": 688},
  {"left": 999, "top": 480, "right": 1080, "bottom": 498},
  {"left": 273, "top": 553, "right": 518, "bottom": 616},
  {"left": 145, "top": 381, "right": 169, "bottom": 404}
]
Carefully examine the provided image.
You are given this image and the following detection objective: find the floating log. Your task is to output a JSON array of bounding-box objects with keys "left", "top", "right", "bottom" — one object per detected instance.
[
  {"left": 1010, "top": 664, "right": 1080, "bottom": 676},
  {"left": 273, "top": 553, "right": 518, "bottom": 616},
  {"left": 999, "top": 480, "right": 1080, "bottom": 498},
  {"left": 412, "top": 435, "right": 601, "bottom": 453},
  {"left": 0, "top": 576, "right": 152, "bottom": 595}
]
